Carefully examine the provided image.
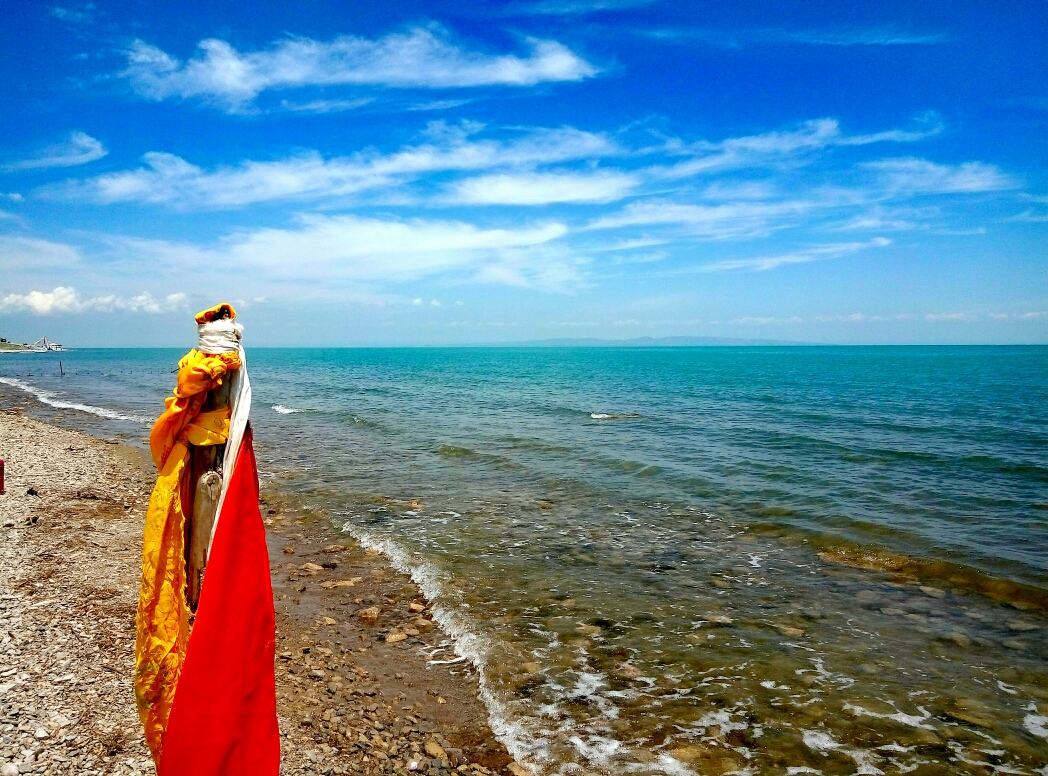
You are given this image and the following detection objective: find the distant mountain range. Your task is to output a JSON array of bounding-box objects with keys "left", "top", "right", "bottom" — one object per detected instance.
[{"left": 508, "top": 335, "right": 813, "bottom": 347}]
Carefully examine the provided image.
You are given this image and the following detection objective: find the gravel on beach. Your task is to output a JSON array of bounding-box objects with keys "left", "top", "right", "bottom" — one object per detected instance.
[{"left": 0, "top": 408, "right": 516, "bottom": 776}]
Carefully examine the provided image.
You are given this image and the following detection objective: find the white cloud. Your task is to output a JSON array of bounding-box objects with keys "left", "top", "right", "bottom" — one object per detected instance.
[
  {"left": 50, "top": 4, "right": 96, "bottom": 24},
  {"left": 122, "top": 27, "right": 597, "bottom": 110},
  {"left": 1, "top": 132, "right": 107, "bottom": 173},
  {"left": 106, "top": 213, "right": 579, "bottom": 290},
  {"left": 643, "top": 27, "right": 947, "bottom": 47},
  {"left": 863, "top": 158, "right": 1018, "bottom": 194},
  {"left": 448, "top": 170, "right": 639, "bottom": 204},
  {"left": 987, "top": 311, "right": 1048, "bottom": 320},
  {"left": 507, "top": 0, "right": 657, "bottom": 14},
  {"left": 53, "top": 124, "right": 617, "bottom": 207},
  {"left": 222, "top": 215, "right": 569, "bottom": 280},
  {"left": 278, "top": 97, "right": 374, "bottom": 114},
  {"left": 0, "top": 236, "right": 83, "bottom": 270},
  {"left": 700, "top": 237, "right": 891, "bottom": 272},
  {"left": 0, "top": 287, "right": 187, "bottom": 315},
  {"left": 586, "top": 199, "right": 820, "bottom": 238},
  {"left": 656, "top": 116, "right": 941, "bottom": 179}
]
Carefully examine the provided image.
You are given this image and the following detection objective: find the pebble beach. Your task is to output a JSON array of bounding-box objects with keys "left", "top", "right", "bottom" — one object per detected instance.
[{"left": 0, "top": 408, "right": 515, "bottom": 776}]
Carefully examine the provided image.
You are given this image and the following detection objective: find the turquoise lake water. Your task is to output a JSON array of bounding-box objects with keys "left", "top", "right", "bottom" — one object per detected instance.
[{"left": 2, "top": 346, "right": 1046, "bottom": 774}]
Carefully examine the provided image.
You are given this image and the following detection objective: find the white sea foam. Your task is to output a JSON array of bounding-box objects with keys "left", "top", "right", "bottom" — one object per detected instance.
[
  {"left": 272, "top": 404, "right": 308, "bottom": 414},
  {"left": 337, "top": 519, "right": 541, "bottom": 770},
  {"left": 590, "top": 412, "right": 639, "bottom": 420},
  {"left": 1025, "top": 704, "right": 1048, "bottom": 740},
  {"left": 802, "top": 729, "right": 840, "bottom": 753},
  {"left": 844, "top": 702, "right": 934, "bottom": 730},
  {"left": 0, "top": 377, "right": 150, "bottom": 424}
]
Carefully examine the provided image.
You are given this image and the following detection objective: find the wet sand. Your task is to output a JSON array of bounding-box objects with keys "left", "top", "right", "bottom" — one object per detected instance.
[{"left": 0, "top": 408, "right": 515, "bottom": 776}]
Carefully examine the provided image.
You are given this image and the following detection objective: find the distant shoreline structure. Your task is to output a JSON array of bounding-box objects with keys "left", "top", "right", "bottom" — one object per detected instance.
[{"left": 0, "top": 336, "right": 65, "bottom": 353}]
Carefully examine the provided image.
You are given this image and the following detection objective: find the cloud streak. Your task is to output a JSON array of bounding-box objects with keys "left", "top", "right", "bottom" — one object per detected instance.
[
  {"left": 51, "top": 123, "right": 617, "bottom": 207},
  {"left": 447, "top": 170, "right": 639, "bottom": 204},
  {"left": 0, "top": 286, "right": 186, "bottom": 315},
  {"left": 862, "top": 158, "right": 1019, "bottom": 194},
  {"left": 49, "top": 115, "right": 946, "bottom": 209},
  {"left": 642, "top": 27, "right": 948, "bottom": 48},
  {"left": 122, "top": 27, "right": 598, "bottom": 110},
  {"left": 1, "top": 132, "right": 107, "bottom": 173},
  {"left": 656, "top": 116, "right": 943, "bottom": 178},
  {"left": 700, "top": 237, "right": 891, "bottom": 272},
  {"left": 102, "top": 214, "right": 581, "bottom": 291}
]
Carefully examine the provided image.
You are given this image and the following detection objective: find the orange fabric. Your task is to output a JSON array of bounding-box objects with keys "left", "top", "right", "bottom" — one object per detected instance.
[
  {"left": 136, "top": 348, "right": 240, "bottom": 764},
  {"left": 195, "top": 303, "right": 237, "bottom": 324}
]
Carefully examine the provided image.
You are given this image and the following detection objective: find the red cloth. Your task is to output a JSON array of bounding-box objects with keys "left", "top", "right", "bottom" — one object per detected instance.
[{"left": 159, "top": 427, "right": 280, "bottom": 776}]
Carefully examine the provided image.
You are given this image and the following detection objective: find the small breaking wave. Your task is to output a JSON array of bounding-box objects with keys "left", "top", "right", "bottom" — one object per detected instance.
[
  {"left": 0, "top": 377, "right": 150, "bottom": 424},
  {"left": 590, "top": 412, "right": 639, "bottom": 421},
  {"left": 272, "top": 404, "right": 308, "bottom": 414}
]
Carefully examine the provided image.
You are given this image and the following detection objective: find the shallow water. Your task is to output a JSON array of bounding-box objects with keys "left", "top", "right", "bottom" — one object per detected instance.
[{"left": 2, "top": 346, "right": 1047, "bottom": 774}]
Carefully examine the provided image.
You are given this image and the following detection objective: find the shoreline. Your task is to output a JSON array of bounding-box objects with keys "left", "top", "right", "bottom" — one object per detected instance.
[{"left": 0, "top": 409, "right": 515, "bottom": 776}]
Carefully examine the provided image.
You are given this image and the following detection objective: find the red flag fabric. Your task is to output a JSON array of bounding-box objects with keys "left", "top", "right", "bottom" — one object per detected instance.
[{"left": 159, "top": 427, "right": 280, "bottom": 776}]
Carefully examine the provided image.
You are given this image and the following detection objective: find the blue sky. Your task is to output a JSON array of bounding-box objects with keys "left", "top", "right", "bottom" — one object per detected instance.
[{"left": 0, "top": 0, "right": 1045, "bottom": 345}]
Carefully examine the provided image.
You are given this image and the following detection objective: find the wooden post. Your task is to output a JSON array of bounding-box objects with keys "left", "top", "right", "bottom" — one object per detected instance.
[{"left": 184, "top": 377, "right": 233, "bottom": 612}]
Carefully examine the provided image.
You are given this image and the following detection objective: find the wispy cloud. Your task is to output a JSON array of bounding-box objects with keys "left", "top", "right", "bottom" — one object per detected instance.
[
  {"left": 278, "top": 97, "right": 374, "bottom": 114},
  {"left": 657, "top": 115, "right": 942, "bottom": 178},
  {"left": 0, "top": 286, "right": 186, "bottom": 315},
  {"left": 122, "top": 27, "right": 598, "bottom": 111},
  {"left": 1, "top": 132, "right": 107, "bottom": 173},
  {"left": 784, "top": 29, "right": 949, "bottom": 46},
  {"left": 49, "top": 123, "right": 617, "bottom": 207},
  {"left": 0, "top": 236, "right": 83, "bottom": 270},
  {"left": 586, "top": 199, "right": 822, "bottom": 238},
  {"left": 103, "top": 214, "right": 580, "bottom": 291},
  {"left": 50, "top": 115, "right": 944, "bottom": 209},
  {"left": 700, "top": 237, "right": 891, "bottom": 272},
  {"left": 448, "top": 170, "right": 639, "bottom": 204},
  {"left": 862, "top": 158, "right": 1018, "bottom": 194},
  {"left": 506, "top": 0, "right": 658, "bottom": 15},
  {"left": 642, "top": 27, "right": 948, "bottom": 48},
  {"left": 50, "top": 4, "right": 95, "bottom": 24}
]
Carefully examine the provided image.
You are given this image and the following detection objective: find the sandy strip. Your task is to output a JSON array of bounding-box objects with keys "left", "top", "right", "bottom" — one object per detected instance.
[{"left": 0, "top": 409, "right": 515, "bottom": 776}]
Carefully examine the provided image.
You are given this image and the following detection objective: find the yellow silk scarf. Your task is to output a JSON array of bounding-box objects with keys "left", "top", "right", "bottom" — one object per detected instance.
[{"left": 135, "top": 347, "right": 240, "bottom": 762}]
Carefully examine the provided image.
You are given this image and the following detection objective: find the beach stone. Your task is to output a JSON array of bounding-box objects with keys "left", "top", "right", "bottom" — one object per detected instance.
[
  {"left": 775, "top": 625, "right": 805, "bottom": 637},
  {"left": 409, "top": 603, "right": 426, "bottom": 613},
  {"left": 283, "top": 547, "right": 296, "bottom": 555},
  {"left": 920, "top": 586, "right": 946, "bottom": 599},
  {"left": 386, "top": 633, "right": 407, "bottom": 644},
  {"left": 425, "top": 741, "right": 447, "bottom": 761},
  {"left": 616, "top": 663, "right": 644, "bottom": 680},
  {"left": 1, "top": 764, "right": 17, "bottom": 776},
  {"left": 707, "top": 615, "right": 733, "bottom": 626},
  {"left": 505, "top": 764, "right": 528, "bottom": 776},
  {"left": 358, "top": 608, "right": 381, "bottom": 626}
]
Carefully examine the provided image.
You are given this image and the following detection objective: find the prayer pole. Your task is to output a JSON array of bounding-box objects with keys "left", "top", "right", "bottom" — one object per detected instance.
[{"left": 184, "top": 305, "right": 233, "bottom": 613}]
